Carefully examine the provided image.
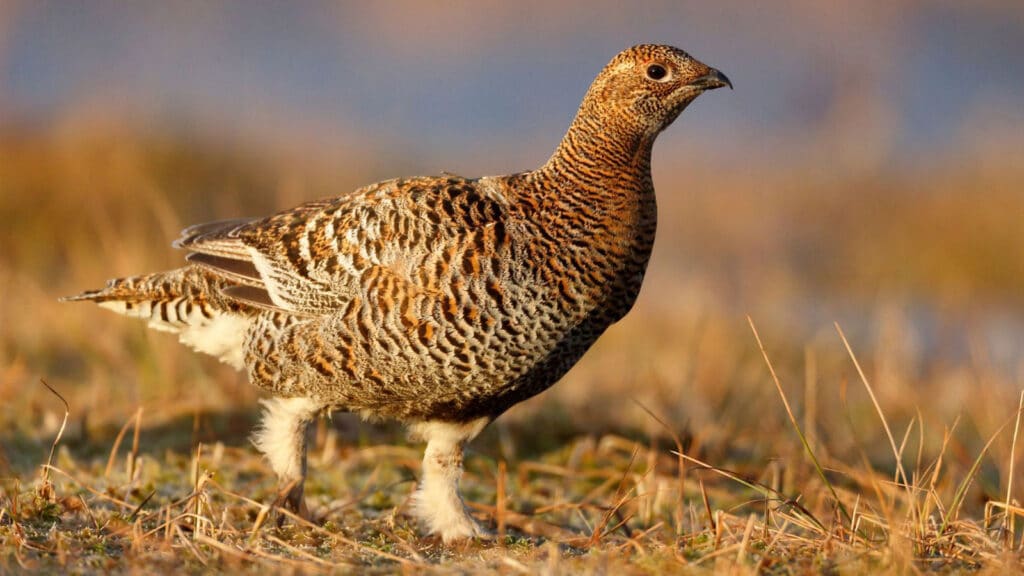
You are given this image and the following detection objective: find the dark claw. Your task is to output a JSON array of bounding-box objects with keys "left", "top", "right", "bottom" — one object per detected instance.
[{"left": 275, "top": 479, "right": 309, "bottom": 527}]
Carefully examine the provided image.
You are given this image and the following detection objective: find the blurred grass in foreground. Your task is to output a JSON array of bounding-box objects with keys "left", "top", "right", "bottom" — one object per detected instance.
[{"left": 1, "top": 120, "right": 1022, "bottom": 572}]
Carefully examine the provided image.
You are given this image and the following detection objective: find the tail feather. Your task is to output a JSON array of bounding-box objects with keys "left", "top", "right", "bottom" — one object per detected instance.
[
  {"left": 172, "top": 217, "right": 256, "bottom": 259},
  {"left": 63, "top": 266, "right": 257, "bottom": 369}
]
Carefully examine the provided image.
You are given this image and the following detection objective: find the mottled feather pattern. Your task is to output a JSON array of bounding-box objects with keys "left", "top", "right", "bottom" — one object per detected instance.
[
  {"left": 65, "top": 44, "right": 730, "bottom": 540},
  {"left": 189, "top": 168, "right": 649, "bottom": 421}
]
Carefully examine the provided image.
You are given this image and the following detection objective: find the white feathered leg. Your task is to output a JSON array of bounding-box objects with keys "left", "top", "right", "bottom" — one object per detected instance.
[
  {"left": 409, "top": 418, "right": 490, "bottom": 542},
  {"left": 252, "top": 397, "right": 322, "bottom": 517}
]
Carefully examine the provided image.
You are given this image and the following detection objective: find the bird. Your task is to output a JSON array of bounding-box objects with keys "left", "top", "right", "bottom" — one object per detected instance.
[{"left": 63, "top": 44, "right": 731, "bottom": 542}]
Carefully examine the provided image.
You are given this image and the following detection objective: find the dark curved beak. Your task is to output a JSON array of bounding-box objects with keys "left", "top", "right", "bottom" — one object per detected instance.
[{"left": 691, "top": 68, "right": 732, "bottom": 90}]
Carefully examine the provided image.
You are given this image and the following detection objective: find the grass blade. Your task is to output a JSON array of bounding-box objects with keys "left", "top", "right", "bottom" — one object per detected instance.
[
  {"left": 749, "top": 317, "right": 850, "bottom": 523},
  {"left": 835, "top": 322, "right": 910, "bottom": 490}
]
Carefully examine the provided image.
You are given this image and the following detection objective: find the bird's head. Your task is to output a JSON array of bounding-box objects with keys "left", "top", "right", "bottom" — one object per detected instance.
[{"left": 580, "top": 44, "right": 731, "bottom": 143}]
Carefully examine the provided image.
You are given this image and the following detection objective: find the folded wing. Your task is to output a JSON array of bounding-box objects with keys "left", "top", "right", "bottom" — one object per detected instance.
[{"left": 175, "top": 176, "right": 510, "bottom": 317}]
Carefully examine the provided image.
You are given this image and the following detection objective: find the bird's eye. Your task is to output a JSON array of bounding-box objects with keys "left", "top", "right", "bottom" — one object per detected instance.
[{"left": 645, "top": 64, "right": 669, "bottom": 81}]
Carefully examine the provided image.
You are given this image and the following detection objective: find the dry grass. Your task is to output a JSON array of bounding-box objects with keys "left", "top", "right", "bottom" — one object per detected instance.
[{"left": 1, "top": 122, "right": 1023, "bottom": 573}]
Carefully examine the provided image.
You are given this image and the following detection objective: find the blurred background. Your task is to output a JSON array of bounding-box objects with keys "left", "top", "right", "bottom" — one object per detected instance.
[{"left": 1, "top": 1, "right": 1022, "bottom": 480}]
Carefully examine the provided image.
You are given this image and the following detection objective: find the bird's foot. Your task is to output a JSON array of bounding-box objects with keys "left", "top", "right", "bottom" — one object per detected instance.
[
  {"left": 412, "top": 489, "right": 491, "bottom": 543},
  {"left": 274, "top": 479, "right": 310, "bottom": 528},
  {"left": 410, "top": 418, "right": 491, "bottom": 544},
  {"left": 433, "top": 510, "right": 490, "bottom": 544}
]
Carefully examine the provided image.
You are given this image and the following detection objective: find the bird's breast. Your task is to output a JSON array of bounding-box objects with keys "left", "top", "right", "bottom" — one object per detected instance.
[{"left": 518, "top": 183, "right": 657, "bottom": 325}]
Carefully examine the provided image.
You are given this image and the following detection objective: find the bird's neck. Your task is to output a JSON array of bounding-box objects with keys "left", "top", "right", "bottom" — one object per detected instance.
[
  {"left": 516, "top": 107, "right": 659, "bottom": 255},
  {"left": 527, "top": 108, "right": 660, "bottom": 324},
  {"left": 539, "top": 110, "right": 654, "bottom": 189}
]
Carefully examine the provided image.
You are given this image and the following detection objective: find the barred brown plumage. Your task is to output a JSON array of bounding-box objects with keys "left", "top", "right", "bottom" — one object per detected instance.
[{"left": 63, "top": 44, "right": 731, "bottom": 542}]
